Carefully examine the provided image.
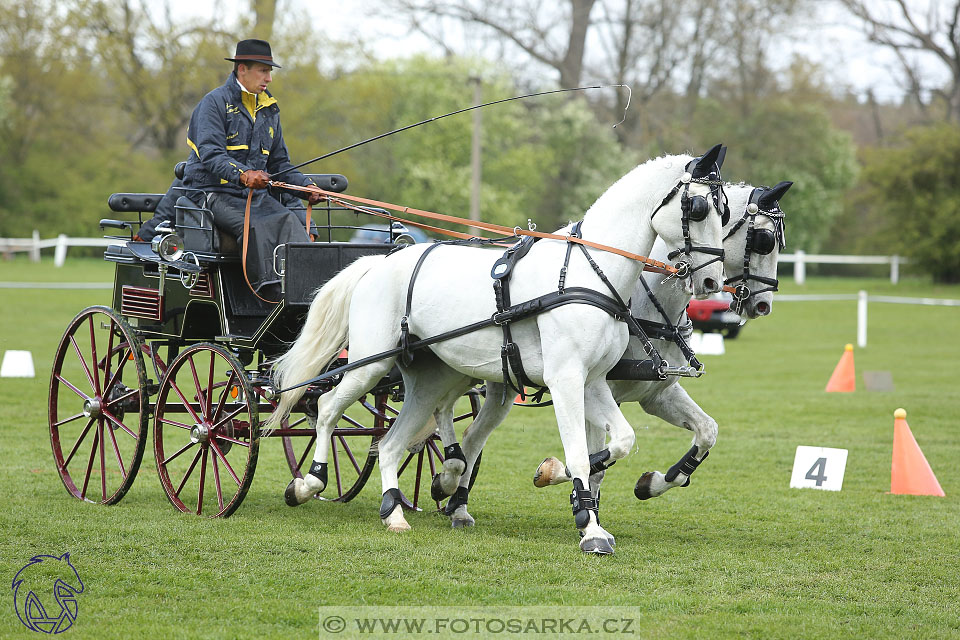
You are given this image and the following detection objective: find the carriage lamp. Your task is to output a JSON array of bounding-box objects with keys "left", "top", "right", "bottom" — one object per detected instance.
[
  {"left": 390, "top": 222, "right": 416, "bottom": 245},
  {"left": 152, "top": 232, "right": 185, "bottom": 262}
]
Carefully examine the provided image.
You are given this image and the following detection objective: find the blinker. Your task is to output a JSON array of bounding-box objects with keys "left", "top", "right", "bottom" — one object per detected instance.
[
  {"left": 684, "top": 194, "right": 710, "bottom": 222},
  {"left": 752, "top": 228, "right": 776, "bottom": 255}
]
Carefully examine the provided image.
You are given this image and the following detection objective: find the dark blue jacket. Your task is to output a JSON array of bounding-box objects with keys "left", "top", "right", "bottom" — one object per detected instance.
[{"left": 182, "top": 73, "right": 314, "bottom": 196}]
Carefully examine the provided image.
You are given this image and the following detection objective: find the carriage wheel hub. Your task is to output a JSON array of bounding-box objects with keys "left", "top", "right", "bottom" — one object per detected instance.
[
  {"left": 82, "top": 398, "right": 102, "bottom": 419},
  {"left": 190, "top": 424, "right": 210, "bottom": 445}
]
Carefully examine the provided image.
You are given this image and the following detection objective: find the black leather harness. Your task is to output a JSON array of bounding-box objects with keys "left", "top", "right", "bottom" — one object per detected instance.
[{"left": 281, "top": 231, "right": 669, "bottom": 396}]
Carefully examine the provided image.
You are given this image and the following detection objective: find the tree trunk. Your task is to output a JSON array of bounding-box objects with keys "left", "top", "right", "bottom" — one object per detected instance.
[
  {"left": 558, "top": 0, "right": 596, "bottom": 88},
  {"left": 252, "top": 0, "right": 276, "bottom": 41}
]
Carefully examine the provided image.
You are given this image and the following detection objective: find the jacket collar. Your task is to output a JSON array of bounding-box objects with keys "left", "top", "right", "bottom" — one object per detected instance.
[{"left": 224, "top": 72, "right": 278, "bottom": 110}]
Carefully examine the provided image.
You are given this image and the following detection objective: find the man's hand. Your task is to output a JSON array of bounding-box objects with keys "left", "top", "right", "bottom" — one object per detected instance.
[
  {"left": 240, "top": 170, "right": 270, "bottom": 189},
  {"left": 307, "top": 190, "right": 323, "bottom": 205}
]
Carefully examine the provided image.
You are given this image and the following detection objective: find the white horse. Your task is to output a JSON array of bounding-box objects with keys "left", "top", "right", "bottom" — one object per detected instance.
[
  {"left": 267, "top": 146, "right": 728, "bottom": 555},
  {"left": 432, "top": 180, "right": 792, "bottom": 532}
]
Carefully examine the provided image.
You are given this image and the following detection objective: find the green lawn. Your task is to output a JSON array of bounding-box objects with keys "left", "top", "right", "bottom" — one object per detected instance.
[{"left": 1, "top": 257, "right": 958, "bottom": 639}]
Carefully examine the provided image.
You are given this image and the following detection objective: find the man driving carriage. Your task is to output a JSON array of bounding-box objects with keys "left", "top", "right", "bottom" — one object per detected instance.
[{"left": 181, "top": 38, "right": 321, "bottom": 299}]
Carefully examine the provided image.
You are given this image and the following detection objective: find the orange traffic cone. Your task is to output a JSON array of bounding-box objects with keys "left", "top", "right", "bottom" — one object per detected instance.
[
  {"left": 515, "top": 387, "right": 525, "bottom": 404},
  {"left": 825, "top": 344, "right": 855, "bottom": 392},
  {"left": 891, "top": 408, "right": 945, "bottom": 496}
]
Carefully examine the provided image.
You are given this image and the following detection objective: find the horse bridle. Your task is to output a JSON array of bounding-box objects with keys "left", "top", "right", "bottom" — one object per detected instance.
[
  {"left": 650, "top": 157, "right": 729, "bottom": 279},
  {"left": 723, "top": 186, "right": 786, "bottom": 313}
]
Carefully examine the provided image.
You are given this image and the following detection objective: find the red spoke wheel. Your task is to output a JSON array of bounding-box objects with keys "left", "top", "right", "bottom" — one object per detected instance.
[
  {"left": 49, "top": 306, "right": 148, "bottom": 505},
  {"left": 154, "top": 343, "right": 259, "bottom": 517}
]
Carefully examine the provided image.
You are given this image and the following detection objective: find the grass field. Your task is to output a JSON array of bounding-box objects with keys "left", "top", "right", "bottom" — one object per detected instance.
[{"left": 1, "top": 256, "right": 958, "bottom": 639}]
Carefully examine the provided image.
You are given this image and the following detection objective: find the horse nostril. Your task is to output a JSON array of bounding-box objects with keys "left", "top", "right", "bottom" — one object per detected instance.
[
  {"left": 756, "top": 301, "right": 770, "bottom": 316},
  {"left": 702, "top": 278, "right": 719, "bottom": 292}
]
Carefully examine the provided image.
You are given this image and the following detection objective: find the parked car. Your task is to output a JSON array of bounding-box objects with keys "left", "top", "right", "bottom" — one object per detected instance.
[
  {"left": 349, "top": 221, "right": 430, "bottom": 244},
  {"left": 687, "top": 292, "right": 744, "bottom": 338}
]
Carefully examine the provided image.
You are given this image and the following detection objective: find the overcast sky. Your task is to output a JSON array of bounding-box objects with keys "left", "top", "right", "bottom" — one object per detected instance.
[{"left": 169, "top": 0, "right": 945, "bottom": 103}]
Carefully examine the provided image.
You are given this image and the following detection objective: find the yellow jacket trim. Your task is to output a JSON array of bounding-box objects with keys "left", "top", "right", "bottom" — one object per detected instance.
[
  {"left": 186, "top": 137, "right": 200, "bottom": 158},
  {"left": 226, "top": 144, "right": 249, "bottom": 151}
]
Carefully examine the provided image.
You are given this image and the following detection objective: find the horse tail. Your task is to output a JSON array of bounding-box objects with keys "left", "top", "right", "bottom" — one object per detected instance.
[{"left": 266, "top": 254, "right": 385, "bottom": 429}]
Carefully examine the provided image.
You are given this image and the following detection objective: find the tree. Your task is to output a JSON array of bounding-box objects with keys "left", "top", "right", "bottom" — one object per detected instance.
[
  {"left": 378, "top": 0, "right": 808, "bottom": 145},
  {"left": 282, "top": 55, "right": 635, "bottom": 233},
  {"left": 838, "top": 0, "right": 960, "bottom": 122},
  {"left": 856, "top": 123, "right": 960, "bottom": 282},
  {"left": 683, "top": 92, "right": 859, "bottom": 253},
  {"left": 85, "top": 0, "right": 236, "bottom": 152}
]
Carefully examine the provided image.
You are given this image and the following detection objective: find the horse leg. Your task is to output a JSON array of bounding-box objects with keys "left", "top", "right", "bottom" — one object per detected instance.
[
  {"left": 284, "top": 359, "right": 395, "bottom": 505},
  {"left": 532, "top": 408, "right": 617, "bottom": 546},
  {"left": 429, "top": 394, "right": 467, "bottom": 502},
  {"left": 634, "top": 382, "right": 717, "bottom": 500},
  {"left": 444, "top": 382, "right": 515, "bottom": 528},
  {"left": 533, "top": 377, "right": 635, "bottom": 485},
  {"left": 543, "top": 370, "right": 613, "bottom": 555},
  {"left": 377, "top": 366, "right": 473, "bottom": 532}
]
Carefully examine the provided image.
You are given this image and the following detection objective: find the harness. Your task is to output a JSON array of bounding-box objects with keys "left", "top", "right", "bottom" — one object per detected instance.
[
  {"left": 276, "top": 153, "right": 729, "bottom": 397},
  {"left": 650, "top": 168, "right": 727, "bottom": 279},
  {"left": 723, "top": 186, "right": 786, "bottom": 313}
]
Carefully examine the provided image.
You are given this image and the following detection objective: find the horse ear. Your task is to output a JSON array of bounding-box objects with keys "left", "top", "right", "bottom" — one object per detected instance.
[
  {"left": 759, "top": 181, "right": 793, "bottom": 208},
  {"left": 716, "top": 145, "right": 727, "bottom": 170},
  {"left": 692, "top": 143, "right": 723, "bottom": 178}
]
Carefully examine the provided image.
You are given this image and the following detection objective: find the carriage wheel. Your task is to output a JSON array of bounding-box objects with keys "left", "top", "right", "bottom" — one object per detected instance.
[
  {"left": 154, "top": 343, "right": 259, "bottom": 517},
  {"left": 281, "top": 388, "right": 482, "bottom": 511},
  {"left": 49, "top": 306, "right": 149, "bottom": 505}
]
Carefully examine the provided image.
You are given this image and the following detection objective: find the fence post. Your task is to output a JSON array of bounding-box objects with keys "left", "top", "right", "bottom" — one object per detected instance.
[
  {"left": 857, "top": 290, "right": 868, "bottom": 348},
  {"left": 54, "top": 234, "right": 69, "bottom": 267},
  {"left": 890, "top": 255, "right": 900, "bottom": 284},
  {"left": 30, "top": 230, "right": 41, "bottom": 262},
  {"left": 794, "top": 250, "right": 806, "bottom": 285}
]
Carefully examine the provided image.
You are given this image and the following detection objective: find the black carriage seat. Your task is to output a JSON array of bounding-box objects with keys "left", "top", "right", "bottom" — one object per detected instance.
[
  {"left": 107, "top": 193, "right": 165, "bottom": 213},
  {"left": 174, "top": 196, "right": 239, "bottom": 256}
]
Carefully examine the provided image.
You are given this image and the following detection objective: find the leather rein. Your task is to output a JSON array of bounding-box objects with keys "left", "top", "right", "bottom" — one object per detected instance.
[{"left": 267, "top": 181, "right": 685, "bottom": 277}]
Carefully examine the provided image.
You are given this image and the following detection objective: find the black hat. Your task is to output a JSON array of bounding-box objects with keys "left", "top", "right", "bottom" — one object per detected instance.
[{"left": 225, "top": 39, "right": 281, "bottom": 68}]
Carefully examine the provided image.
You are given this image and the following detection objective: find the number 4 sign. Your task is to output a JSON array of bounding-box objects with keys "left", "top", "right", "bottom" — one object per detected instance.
[{"left": 789, "top": 446, "right": 849, "bottom": 491}]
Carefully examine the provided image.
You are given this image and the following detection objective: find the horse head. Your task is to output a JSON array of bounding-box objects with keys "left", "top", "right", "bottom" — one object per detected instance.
[
  {"left": 649, "top": 143, "right": 728, "bottom": 299},
  {"left": 722, "top": 180, "right": 793, "bottom": 318}
]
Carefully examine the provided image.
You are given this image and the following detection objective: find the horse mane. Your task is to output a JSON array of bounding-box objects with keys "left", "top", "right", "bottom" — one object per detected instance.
[{"left": 583, "top": 154, "right": 692, "bottom": 221}]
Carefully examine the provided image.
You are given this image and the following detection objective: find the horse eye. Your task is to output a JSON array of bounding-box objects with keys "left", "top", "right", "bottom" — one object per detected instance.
[{"left": 752, "top": 229, "right": 776, "bottom": 255}]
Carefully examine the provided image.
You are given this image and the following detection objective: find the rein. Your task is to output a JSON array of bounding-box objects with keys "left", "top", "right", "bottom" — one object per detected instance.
[{"left": 270, "top": 181, "right": 687, "bottom": 278}]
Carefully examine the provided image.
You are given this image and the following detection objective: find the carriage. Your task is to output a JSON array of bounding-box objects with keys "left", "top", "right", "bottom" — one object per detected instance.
[{"left": 47, "top": 169, "right": 481, "bottom": 518}]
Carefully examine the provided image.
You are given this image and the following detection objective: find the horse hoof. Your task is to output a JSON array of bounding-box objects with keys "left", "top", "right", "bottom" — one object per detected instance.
[
  {"left": 386, "top": 522, "right": 411, "bottom": 533},
  {"left": 634, "top": 472, "right": 655, "bottom": 500},
  {"left": 579, "top": 536, "right": 614, "bottom": 555},
  {"left": 533, "top": 457, "right": 567, "bottom": 488},
  {"left": 451, "top": 513, "right": 475, "bottom": 529},
  {"left": 430, "top": 474, "right": 451, "bottom": 501},
  {"left": 284, "top": 479, "right": 302, "bottom": 507}
]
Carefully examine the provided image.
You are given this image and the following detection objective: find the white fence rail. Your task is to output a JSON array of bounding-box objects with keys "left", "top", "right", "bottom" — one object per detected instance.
[
  {"left": 775, "top": 291, "right": 960, "bottom": 348},
  {"left": 0, "top": 233, "right": 914, "bottom": 279},
  {"left": 0, "top": 232, "right": 117, "bottom": 267},
  {"left": 780, "top": 251, "right": 908, "bottom": 285}
]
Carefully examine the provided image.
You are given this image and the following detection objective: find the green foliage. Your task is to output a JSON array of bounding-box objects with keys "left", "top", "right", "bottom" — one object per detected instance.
[
  {"left": 689, "top": 98, "right": 859, "bottom": 253},
  {"left": 281, "top": 56, "right": 635, "bottom": 234},
  {"left": 857, "top": 123, "right": 960, "bottom": 283}
]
